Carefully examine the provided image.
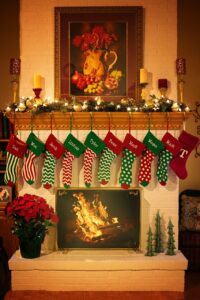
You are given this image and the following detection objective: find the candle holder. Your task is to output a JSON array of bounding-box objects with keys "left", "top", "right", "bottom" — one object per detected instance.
[
  {"left": 177, "top": 77, "right": 185, "bottom": 103},
  {"left": 158, "top": 79, "right": 168, "bottom": 99},
  {"left": 33, "top": 88, "right": 42, "bottom": 98},
  {"left": 11, "top": 77, "right": 19, "bottom": 103},
  {"left": 140, "top": 82, "right": 148, "bottom": 101},
  {"left": 10, "top": 58, "right": 20, "bottom": 103},
  {"left": 33, "top": 88, "right": 43, "bottom": 105},
  {"left": 159, "top": 87, "right": 168, "bottom": 98},
  {"left": 176, "top": 58, "right": 186, "bottom": 104}
]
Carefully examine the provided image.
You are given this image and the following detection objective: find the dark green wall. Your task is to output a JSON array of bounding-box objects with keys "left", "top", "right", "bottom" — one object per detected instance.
[{"left": 0, "top": 0, "right": 19, "bottom": 108}]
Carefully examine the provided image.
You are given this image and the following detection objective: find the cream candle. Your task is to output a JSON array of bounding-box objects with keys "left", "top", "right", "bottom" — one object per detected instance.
[
  {"left": 33, "top": 74, "right": 42, "bottom": 89},
  {"left": 140, "top": 69, "right": 148, "bottom": 84}
]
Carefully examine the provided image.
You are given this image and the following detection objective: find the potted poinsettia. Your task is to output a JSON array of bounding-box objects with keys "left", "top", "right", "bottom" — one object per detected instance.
[{"left": 6, "top": 194, "right": 59, "bottom": 258}]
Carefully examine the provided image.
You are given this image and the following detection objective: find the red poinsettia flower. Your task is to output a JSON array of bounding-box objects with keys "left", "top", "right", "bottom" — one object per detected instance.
[
  {"left": 6, "top": 194, "right": 59, "bottom": 241},
  {"left": 72, "top": 25, "right": 117, "bottom": 51}
]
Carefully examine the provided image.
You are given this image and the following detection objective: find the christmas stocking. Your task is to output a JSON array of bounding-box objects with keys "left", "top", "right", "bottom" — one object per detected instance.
[
  {"left": 42, "top": 134, "right": 65, "bottom": 189},
  {"left": 22, "top": 132, "right": 45, "bottom": 185},
  {"left": 119, "top": 133, "right": 145, "bottom": 189},
  {"left": 83, "top": 131, "right": 105, "bottom": 187},
  {"left": 63, "top": 133, "right": 85, "bottom": 188},
  {"left": 156, "top": 132, "right": 182, "bottom": 185},
  {"left": 170, "top": 130, "right": 199, "bottom": 179},
  {"left": 98, "top": 132, "right": 123, "bottom": 185},
  {"left": 138, "top": 131, "right": 163, "bottom": 187},
  {"left": 4, "top": 134, "right": 27, "bottom": 186}
]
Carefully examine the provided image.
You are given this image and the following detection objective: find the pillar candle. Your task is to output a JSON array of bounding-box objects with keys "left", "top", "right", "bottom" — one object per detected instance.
[
  {"left": 158, "top": 79, "right": 168, "bottom": 89},
  {"left": 140, "top": 69, "right": 148, "bottom": 84},
  {"left": 33, "top": 74, "right": 42, "bottom": 89}
]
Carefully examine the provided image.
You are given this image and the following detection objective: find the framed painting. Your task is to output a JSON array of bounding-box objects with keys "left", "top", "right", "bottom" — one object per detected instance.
[
  {"left": 56, "top": 188, "right": 140, "bottom": 250},
  {"left": 55, "top": 7, "right": 143, "bottom": 101}
]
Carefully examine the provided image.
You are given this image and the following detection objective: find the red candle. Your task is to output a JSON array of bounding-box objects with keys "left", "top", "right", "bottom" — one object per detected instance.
[
  {"left": 176, "top": 58, "right": 186, "bottom": 75},
  {"left": 158, "top": 79, "right": 168, "bottom": 89},
  {"left": 10, "top": 58, "right": 21, "bottom": 75}
]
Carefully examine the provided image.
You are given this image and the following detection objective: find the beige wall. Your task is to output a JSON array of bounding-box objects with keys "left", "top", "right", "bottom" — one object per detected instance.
[
  {"left": 177, "top": 0, "right": 200, "bottom": 191},
  {"left": 0, "top": 0, "right": 199, "bottom": 191},
  {"left": 19, "top": 0, "right": 177, "bottom": 99},
  {"left": 0, "top": 1, "right": 19, "bottom": 108}
]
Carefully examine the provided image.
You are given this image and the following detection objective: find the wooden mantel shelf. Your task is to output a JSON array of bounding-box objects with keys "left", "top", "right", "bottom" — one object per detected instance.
[{"left": 8, "top": 112, "right": 190, "bottom": 131}]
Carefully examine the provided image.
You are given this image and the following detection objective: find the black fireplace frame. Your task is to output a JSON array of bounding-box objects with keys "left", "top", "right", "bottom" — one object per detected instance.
[{"left": 56, "top": 188, "right": 140, "bottom": 250}]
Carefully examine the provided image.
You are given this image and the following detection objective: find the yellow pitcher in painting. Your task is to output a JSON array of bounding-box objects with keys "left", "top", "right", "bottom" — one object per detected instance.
[{"left": 83, "top": 49, "right": 117, "bottom": 78}]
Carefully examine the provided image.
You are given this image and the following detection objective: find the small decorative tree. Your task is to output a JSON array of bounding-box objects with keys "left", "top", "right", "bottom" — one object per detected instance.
[
  {"left": 166, "top": 218, "right": 176, "bottom": 255},
  {"left": 145, "top": 226, "right": 155, "bottom": 256},
  {"left": 154, "top": 210, "right": 164, "bottom": 253}
]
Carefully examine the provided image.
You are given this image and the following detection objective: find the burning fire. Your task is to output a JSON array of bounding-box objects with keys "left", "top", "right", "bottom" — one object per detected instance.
[{"left": 72, "top": 192, "right": 119, "bottom": 242}]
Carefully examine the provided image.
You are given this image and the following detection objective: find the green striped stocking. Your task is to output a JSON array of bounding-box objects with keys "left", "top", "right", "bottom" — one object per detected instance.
[
  {"left": 4, "top": 153, "right": 19, "bottom": 186},
  {"left": 98, "top": 147, "right": 117, "bottom": 185},
  {"left": 119, "top": 148, "right": 136, "bottom": 189},
  {"left": 41, "top": 150, "right": 57, "bottom": 189}
]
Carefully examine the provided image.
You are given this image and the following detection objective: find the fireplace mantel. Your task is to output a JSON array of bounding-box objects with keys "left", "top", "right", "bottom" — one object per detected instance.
[{"left": 8, "top": 112, "right": 190, "bottom": 131}]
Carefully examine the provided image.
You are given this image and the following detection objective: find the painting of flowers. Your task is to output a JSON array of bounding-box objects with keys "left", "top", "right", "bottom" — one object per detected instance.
[
  {"left": 55, "top": 7, "right": 143, "bottom": 101},
  {"left": 70, "top": 23, "right": 126, "bottom": 97}
]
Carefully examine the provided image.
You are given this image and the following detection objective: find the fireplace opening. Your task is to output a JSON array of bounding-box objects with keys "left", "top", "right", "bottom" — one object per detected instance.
[{"left": 56, "top": 188, "right": 140, "bottom": 249}]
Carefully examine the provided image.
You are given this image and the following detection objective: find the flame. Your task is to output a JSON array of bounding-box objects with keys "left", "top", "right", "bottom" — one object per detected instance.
[{"left": 72, "top": 192, "right": 119, "bottom": 242}]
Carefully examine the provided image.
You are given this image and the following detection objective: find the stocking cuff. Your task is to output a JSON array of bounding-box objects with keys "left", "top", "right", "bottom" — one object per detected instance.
[
  {"left": 162, "top": 132, "right": 182, "bottom": 155},
  {"left": 143, "top": 131, "right": 163, "bottom": 156},
  {"left": 6, "top": 134, "right": 27, "bottom": 158},
  {"left": 84, "top": 131, "right": 105, "bottom": 155},
  {"left": 123, "top": 133, "right": 145, "bottom": 156},
  {"left": 179, "top": 130, "right": 199, "bottom": 149},
  {"left": 64, "top": 133, "right": 85, "bottom": 158},
  {"left": 45, "top": 134, "right": 65, "bottom": 159},
  {"left": 26, "top": 132, "right": 45, "bottom": 156},
  {"left": 104, "top": 131, "right": 123, "bottom": 156}
]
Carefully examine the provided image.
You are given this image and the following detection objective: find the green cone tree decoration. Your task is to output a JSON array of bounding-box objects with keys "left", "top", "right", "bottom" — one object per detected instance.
[
  {"left": 166, "top": 218, "right": 176, "bottom": 255},
  {"left": 154, "top": 210, "right": 164, "bottom": 253},
  {"left": 145, "top": 226, "right": 155, "bottom": 256}
]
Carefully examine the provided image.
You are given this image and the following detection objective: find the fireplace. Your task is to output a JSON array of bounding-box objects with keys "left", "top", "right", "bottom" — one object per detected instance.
[{"left": 56, "top": 188, "right": 140, "bottom": 249}]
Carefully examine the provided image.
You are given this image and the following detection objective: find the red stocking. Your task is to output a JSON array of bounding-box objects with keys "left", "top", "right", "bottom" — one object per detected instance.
[{"left": 170, "top": 130, "right": 199, "bottom": 179}]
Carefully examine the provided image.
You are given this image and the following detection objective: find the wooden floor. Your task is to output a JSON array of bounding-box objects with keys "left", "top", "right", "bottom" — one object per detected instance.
[
  {"left": 4, "top": 271, "right": 200, "bottom": 300},
  {"left": 4, "top": 291, "right": 184, "bottom": 300}
]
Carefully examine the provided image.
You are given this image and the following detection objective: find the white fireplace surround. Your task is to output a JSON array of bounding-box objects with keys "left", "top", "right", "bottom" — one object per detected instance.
[
  {"left": 9, "top": 1, "right": 185, "bottom": 291},
  {"left": 17, "top": 128, "right": 181, "bottom": 252}
]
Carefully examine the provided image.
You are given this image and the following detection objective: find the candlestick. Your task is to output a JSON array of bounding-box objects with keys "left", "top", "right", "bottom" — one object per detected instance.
[
  {"left": 158, "top": 79, "right": 168, "bottom": 98},
  {"left": 176, "top": 58, "right": 186, "bottom": 103},
  {"left": 10, "top": 58, "right": 21, "bottom": 103},
  {"left": 33, "top": 74, "right": 42, "bottom": 89}
]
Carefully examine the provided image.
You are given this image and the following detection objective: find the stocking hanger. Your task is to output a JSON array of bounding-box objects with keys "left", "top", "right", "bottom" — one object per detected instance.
[
  {"left": 128, "top": 112, "right": 132, "bottom": 133},
  {"left": 90, "top": 112, "right": 93, "bottom": 131},
  {"left": 70, "top": 112, "right": 73, "bottom": 133},
  {"left": 50, "top": 112, "right": 53, "bottom": 133},
  {"left": 148, "top": 112, "right": 151, "bottom": 131}
]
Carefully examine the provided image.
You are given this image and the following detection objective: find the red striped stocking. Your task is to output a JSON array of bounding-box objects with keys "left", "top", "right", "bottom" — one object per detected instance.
[
  {"left": 62, "top": 151, "right": 75, "bottom": 188},
  {"left": 22, "top": 150, "right": 37, "bottom": 185},
  {"left": 83, "top": 148, "right": 97, "bottom": 187}
]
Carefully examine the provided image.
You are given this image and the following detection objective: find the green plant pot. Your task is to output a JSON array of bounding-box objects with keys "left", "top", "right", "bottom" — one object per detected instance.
[{"left": 19, "top": 238, "right": 42, "bottom": 259}]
